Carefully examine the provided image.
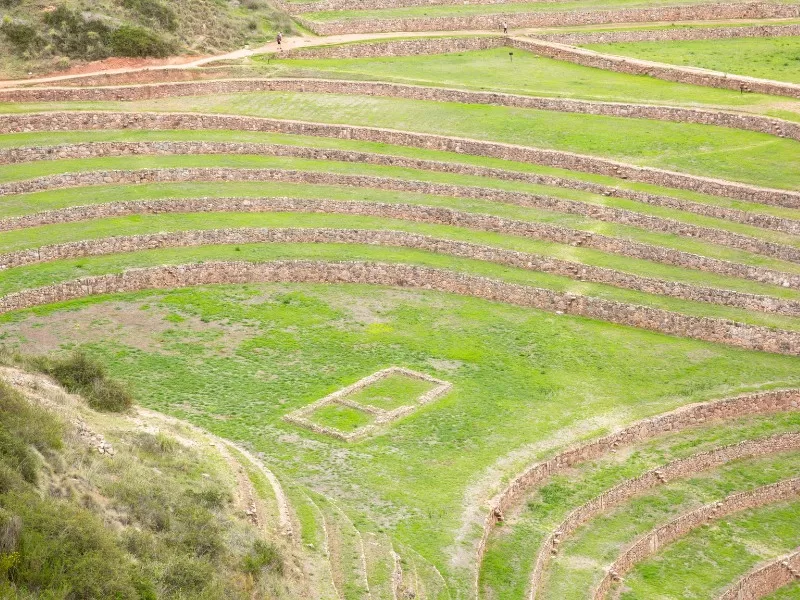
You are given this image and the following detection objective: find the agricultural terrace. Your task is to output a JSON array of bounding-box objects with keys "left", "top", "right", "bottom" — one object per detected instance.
[{"left": 1, "top": 1, "right": 800, "bottom": 598}]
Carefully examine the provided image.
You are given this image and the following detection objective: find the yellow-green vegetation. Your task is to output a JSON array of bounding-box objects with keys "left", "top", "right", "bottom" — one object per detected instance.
[
  {"left": 2, "top": 10, "right": 800, "bottom": 597},
  {"left": 0, "top": 353, "right": 292, "bottom": 599},
  {"left": 585, "top": 36, "right": 800, "bottom": 84}
]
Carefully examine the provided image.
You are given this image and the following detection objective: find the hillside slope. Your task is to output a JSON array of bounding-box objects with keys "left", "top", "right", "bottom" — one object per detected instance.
[
  {"left": 0, "top": 0, "right": 293, "bottom": 78},
  {"left": 0, "top": 351, "right": 303, "bottom": 599}
]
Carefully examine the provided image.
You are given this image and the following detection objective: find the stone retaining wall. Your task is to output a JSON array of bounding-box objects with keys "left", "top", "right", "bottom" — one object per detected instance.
[
  {"left": 3, "top": 141, "right": 797, "bottom": 236},
  {"left": 592, "top": 478, "right": 800, "bottom": 598},
  {"left": 282, "top": 36, "right": 505, "bottom": 59},
  {"left": 528, "top": 432, "right": 800, "bottom": 599},
  {"left": 297, "top": 3, "right": 800, "bottom": 35},
  {"left": 4, "top": 171, "right": 799, "bottom": 289},
  {"left": 537, "top": 23, "right": 800, "bottom": 45},
  {"left": 288, "top": 0, "right": 549, "bottom": 15},
  {"left": 719, "top": 549, "right": 800, "bottom": 600},
  {"left": 3, "top": 79, "right": 799, "bottom": 142},
  {"left": 474, "top": 387, "right": 800, "bottom": 594},
  {"left": 4, "top": 225, "right": 798, "bottom": 316},
  {"left": 4, "top": 112, "right": 797, "bottom": 209},
  {"left": 1, "top": 260, "right": 799, "bottom": 354},
  {"left": 4, "top": 165, "right": 798, "bottom": 265},
  {"left": 510, "top": 38, "right": 800, "bottom": 99}
]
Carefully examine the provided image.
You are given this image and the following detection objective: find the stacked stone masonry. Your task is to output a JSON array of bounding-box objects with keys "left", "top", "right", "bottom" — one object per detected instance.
[
  {"left": 3, "top": 141, "right": 797, "bottom": 236},
  {"left": 4, "top": 112, "right": 797, "bottom": 208},
  {"left": 527, "top": 432, "right": 800, "bottom": 599},
  {"left": 510, "top": 38, "right": 800, "bottom": 99},
  {"left": 288, "top": 0, "right": 558, "bottom": 15},
  {"left": 3, "top": 170, "right": 799, "bottom": 289},
  {"left": 1, "top": 261, "right": 799, "bottom": 354},
  {"left": 592, "top": 478, "right": 800, "bottom": 599},
  {"left": 5, "top": 225, "right": 799, "bottom": 316},
  {"left": 719, "top": 549, "right": 800, "bottom": 600},
  {"left": 537, "top": 23, "right": 800, "bottom": 44},
  {"left": 6, "top": 168, "right": 800, "bottom": 287},
  {"left": 4, "top": 158, "right": 798, "bottom": 263},
  {"left": 474, "top": 388, "right": 800, "bottom": 592},
  {"left": 3, "top": 79, "right": 800, "bottom": 142},
  {"left": 296, "top": 3, "right": 800, "bottom": 35},
  {"left": 284, "top": 36, "right": 506, "bottom": 58}
]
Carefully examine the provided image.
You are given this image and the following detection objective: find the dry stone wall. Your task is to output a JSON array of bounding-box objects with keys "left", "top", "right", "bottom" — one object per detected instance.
[
  {"left": 528, "top": 432, "right": 800, "bottom": 599},
  {"left": 511, "top": 38, "right": 800, "bottom": 99},
  {"left": 296, "top": 3, "right": 800, "bottom": 35},
  {"left": 4, "top": 225, "right": 799, "bottom": 316},
  {"left": 2, "top": 260, "right": 800, "bottom": 354},
  {"left": 4, "top": 112, "right": 797, "bottom": 209},
  {"left": 719, "top": 549, "right": 800, "bottom": 600},
  {"left": 474, "top": 388, "right": 800, "bottom": 592},
  {"left": 592, "top": 478, "right": 800, "bottom": 599},
  {"left": 537, "top": 23, "right": 800, "bottom": 44},
  {"left": 288, "top": 0, "right": 548, "bottom": 15},
  {"left": 282, "top": 36, "right": 506, "bottom": 58},
  {"left": 3, "top": 171, "right": 799, "bottom": 289},
  {"left": 3, "top": 140, "right": 797, "bottom": 236},
  {"left": 3, "top": 162, "right": 798, "bottom": 263},
  {"left": 3, "top": 79, "right": 799, "bottom": 142}
]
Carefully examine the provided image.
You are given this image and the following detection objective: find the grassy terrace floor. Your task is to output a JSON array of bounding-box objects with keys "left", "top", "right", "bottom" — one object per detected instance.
[
  {"left": 300, "top": 0, "right": 786, "bottom": 21},
  {"left": 620, "top": 500, "right": 800, "bottom": 598},
  {"left": 10, "top": 182, "right": 800, "bottom": 302},
  {"left": 262, "top": 47, "right": 800, "bottom": 118},
  {"left": 5, "top": 153, "right": 800, "bottom": 256},
  {"left": 4, "top": 242, "right": 800, "bottom": 331},
  {"left": 585, "top": 36, "right": 800, "bottom": 84},
  {"left": 541, "top": 453, "right": 800, "bottom": 599},
  {"left": 1, "top": 282, "right": 798, "bottom": 593},
  {"left": 479, "top": 412, "right": 800, "bottom": 599},
  {"left": 4, "top": 130, "right": 800, "bottom": 223},
  {"left": 3, "top": 94, "right": 800, "bottom": 191}
]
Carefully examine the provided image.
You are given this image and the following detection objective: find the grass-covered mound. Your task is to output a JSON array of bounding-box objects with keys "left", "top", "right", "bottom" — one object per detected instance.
[{"left": 0, "top": 356, "right": 291, "bottom": 599}]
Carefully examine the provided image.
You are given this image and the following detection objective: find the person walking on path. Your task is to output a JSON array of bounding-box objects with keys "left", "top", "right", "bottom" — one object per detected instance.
[
  {"left": 276, "top": 32, "right": 283, "bottom": 50},
  {"left": 502, "top": 22, "right": 508, "bottom": 34}
]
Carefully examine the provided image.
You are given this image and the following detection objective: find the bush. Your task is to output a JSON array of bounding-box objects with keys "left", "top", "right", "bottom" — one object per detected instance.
[
  {"left": 122, "top": 0, "right": 178, "bottom": 31},
  {"left": 110, "top": 25, "right": 176, "bottom": 58},
  {"left": 39, "top": 351, "right": 133, "bottom": 412},
  {"left": 242, "top": 539, "right": 283, "bottom": 577},
  {"left": 4, "top": 492, "right": 141, "bottom": 599},
  {"left": 0, "top": 17, "right": 42, "bottom": 52},
  {"left": 42, "top": 5, "right": 113, "bottom": 60}
]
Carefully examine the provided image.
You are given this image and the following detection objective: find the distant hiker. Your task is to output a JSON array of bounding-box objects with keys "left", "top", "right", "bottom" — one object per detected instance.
[
  {"left": 277, "top": 32, "right": 283, "bottom": 49},
  {"left": 502, "top": 22, "right": 508, "bottom": 34}
]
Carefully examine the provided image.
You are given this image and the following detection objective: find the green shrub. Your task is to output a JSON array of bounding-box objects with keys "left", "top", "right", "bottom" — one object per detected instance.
[
  {"left": 160, "top": 555, "right": 215, "bottom": 596},
  {"left": 0, "top": 17, "right": 42, "bottom": 52},
  {"left": 110, "top": 25, "right": 176, "bottom": 58},
  {"left": 122, "top": 0, "right": 178, "bottom": 31},
  {"left": 38, "top": 351, "right": 133, "bottom": 412},
  {"left": 172, "top": 505, "right": 224, "bottom": 558},
  {"left": 4, "top": 492, "right": 141, "bottom": 599},
  {"left": 42, "top": 5, "right": 113, "bottom": 60},
  {"left": 242, "top": 539, "right": 283, "bottom": 577}
]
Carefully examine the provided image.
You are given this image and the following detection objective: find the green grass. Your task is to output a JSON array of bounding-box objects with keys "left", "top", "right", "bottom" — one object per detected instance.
[
  {"left": 302, "top": 0, "right": 776, "bottom": 21},
  {"left": 347, "top": 372, "right": 436, "bottom": 411},
  {"left": 9, "top": 183, "right": 800, "bottom": 302},
  {"left": 5, "top": 153, "right": 800, "bottom": 275},
  {"left": 585, "top": 36, "right": 800, "bottom": 84},
  {"left": 621, "top": 500, "right": 800, "bottom": 598},
  {"left": 3, "top": 241, "right": 800, "bottom": 331},
  {"left": 4, "top": 92, "right": 798, "bottom": 191},
  {"left": 479, "top": 411, "right": 800, "bottom": 600},
  {"left": 1, "top": 282, "right": 798, "bottom": 593},
  {"left": 766, "top": 581, "right": 800, "bottom": 599},
  {"left": 310, "top": 403, "right": 375, "bottom": 432},
  {"left": 265, "top": 47, "right": 800, "bottom": 118},
  {"left": 542, "top": 452, "right": 800, "bottom": 600}
]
